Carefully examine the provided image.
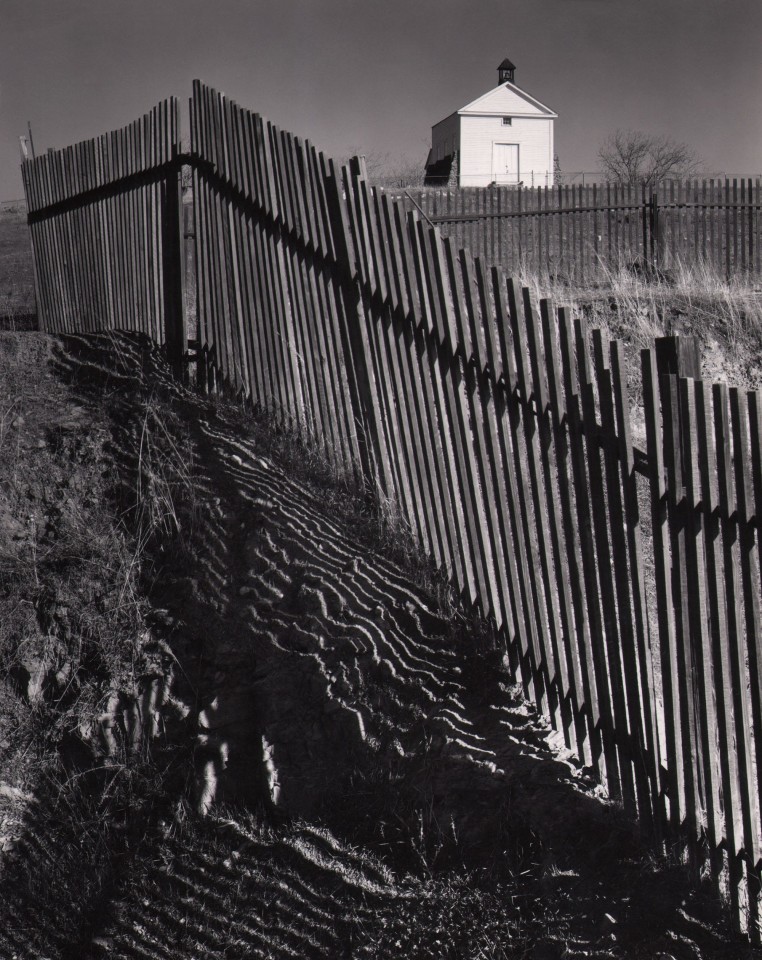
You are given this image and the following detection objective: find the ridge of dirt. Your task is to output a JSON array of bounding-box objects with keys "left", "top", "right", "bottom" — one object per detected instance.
[{"left": 0, "top": 331, "right": 755, "bottom": 959}]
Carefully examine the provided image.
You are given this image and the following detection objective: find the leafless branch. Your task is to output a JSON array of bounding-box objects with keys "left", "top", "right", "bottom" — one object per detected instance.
[{"left": 598, "top": 129, "right": 701, "bottom": 187}]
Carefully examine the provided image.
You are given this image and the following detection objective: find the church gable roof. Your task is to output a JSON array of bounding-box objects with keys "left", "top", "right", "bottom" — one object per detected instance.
[{"left": 458, "top": 81, "right": 557, "bottom": 118}]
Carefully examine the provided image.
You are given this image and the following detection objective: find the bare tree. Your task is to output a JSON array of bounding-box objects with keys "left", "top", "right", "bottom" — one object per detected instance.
[
  {"left": 342, "top": 148, "right": 427, "bottom": 188},
  {"left": 372, "top": 156, "right": 428, "bottom": 189},
  {"left": 598, "top": 130, "right": 700, "bottom": 187},
  {"left": 341, "top": 148, "right": 390, "bottom": 180}
]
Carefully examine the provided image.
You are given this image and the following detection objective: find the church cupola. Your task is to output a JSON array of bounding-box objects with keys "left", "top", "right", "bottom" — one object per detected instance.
[{"left": 497, "top": 57, "right": 516, "bottom": 84}]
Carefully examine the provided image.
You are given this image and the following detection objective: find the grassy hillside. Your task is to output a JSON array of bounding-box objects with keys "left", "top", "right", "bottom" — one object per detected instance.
[
  {"left": 522, "top": 260, "right": 762, "bottom": 393},
  {"left": 0, "top": 201, "right": 36, "bottom": 325},
  {"left": 0, "top": 331, "right": 753, "bottom": 959}
]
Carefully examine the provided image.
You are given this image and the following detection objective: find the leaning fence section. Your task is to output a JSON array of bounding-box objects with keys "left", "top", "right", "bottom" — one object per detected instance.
[
  {"left": 189, "top": 80, "right": 762, "bottom": 936},
  {"left": 639, "top": 356, "right": 762, "bottom": 929},
  {"left": 21, "top": 99, "right": 185, "bottom": 353},
  {"left": 189, "top": 81, "right": 365, "bottom": 475},
  {"left": 399, "top": 181, "right": 762, "bottom": 280},
  {"left": 20, "top": 81, "right": 762, "bottom": 939}
]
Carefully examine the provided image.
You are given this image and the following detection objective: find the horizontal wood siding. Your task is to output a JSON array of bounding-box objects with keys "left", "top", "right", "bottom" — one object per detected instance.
[{"left": 459, "top": 116, "right": 553, "bottom": 187}]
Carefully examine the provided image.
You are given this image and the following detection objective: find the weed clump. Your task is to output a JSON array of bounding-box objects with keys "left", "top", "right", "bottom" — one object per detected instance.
[
  {"left": 0, "top": 334, "right": 189, "bottom": 954},
  {"left": 354, "top": 872, "right": 538, "bottom": 960}
]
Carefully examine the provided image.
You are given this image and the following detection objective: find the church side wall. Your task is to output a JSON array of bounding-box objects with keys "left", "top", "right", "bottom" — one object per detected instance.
[{"left": 431, "top": 114, "right": 460, "bottom": 163}]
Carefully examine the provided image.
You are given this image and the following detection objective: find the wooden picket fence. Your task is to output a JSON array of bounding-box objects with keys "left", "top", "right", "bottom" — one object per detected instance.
[
  {"left": 398, "top": 181, "right": 762, "bottom": 281},
  {"left": 646, "top": 349, "right": 762, "bottom": 930},
  {"left": 21, "top": 98, "right": 186, "bottom": 360},
  {"left": 21, "top": 82, "right": 762, "bottom": 939}
]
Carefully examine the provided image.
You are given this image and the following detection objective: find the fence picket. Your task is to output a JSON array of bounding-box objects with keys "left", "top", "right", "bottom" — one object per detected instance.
[
  {"left": 745, "top": 389, "right": 762, "bottom": 931},
  {"left": 392, "top": 210, "right": 463, "bottom": 587},
  {"left": 508, "top": 282, "right": 571, "bottom": 728},
  {"left": 692, "top": 378, "right": 746, "bottom": 923},
  {"left": 429, "top": 234, "right": 494, "bottom": 616},
  {"left": 539, "top": 299, "right": 590, "bottom": 760},
  {"left": 609, "top": 341, "right": 661, "bottom": 825},
  {"left": 729, "top": 390, "right": 762, "bottom": 876},
  {"left": 664, "top": 371, "right": 703, "bottom": 853},
  {"left": 714, "top": 382, "right": 761, "bottom": 920},
  {"left": 490, "top": 269, "right": 545, "bottom": 696},
  {"left": 234, "top": 108, "right": 266, "bottom": 402},
  {"left": 679, "top": 377, "right": 723, "bottom": 868},
  {"left": 592, "top": 329, "right": 651, "bottom": 819},
  {"left": 458, "top": 252, "right": 511, "bottom": 632},
  {"left": 641, "top": 356, "right": 681, "bottom": 835}
]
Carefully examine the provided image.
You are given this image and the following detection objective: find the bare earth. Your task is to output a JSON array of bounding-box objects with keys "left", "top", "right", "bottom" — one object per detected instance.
[{"left": 0, "top": 332, "right": 755, "bottom": 959}]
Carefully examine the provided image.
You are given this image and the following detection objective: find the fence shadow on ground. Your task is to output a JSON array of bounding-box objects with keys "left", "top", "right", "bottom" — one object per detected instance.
[{"left": 15, "top": 331, "right": 738, "bottom": 959}]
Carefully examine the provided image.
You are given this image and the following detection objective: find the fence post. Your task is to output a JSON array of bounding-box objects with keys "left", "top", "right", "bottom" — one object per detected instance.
[
  {"left": 655, "top": 333, "right": 701, "bottom": 487},
  {"left": 641, "top": 184, "right": 649, "bottom": 266},
  {"left": 162, "top": 106, "right": 187, "bottom": 379},
  {"left": 655, "top": 333, "right": 704, "bottom": 869},
  {"left": 323, "top": 157, "right": 386, "bottom": 494},
  {"left": 655, "top": 335, "right": 701, "bottom": 381},
  {"left": 181, "top": 189, "right": 199, "bottom": 387},
  {"left": 650, "top": 191, "right": 660, "bottom": 271}
]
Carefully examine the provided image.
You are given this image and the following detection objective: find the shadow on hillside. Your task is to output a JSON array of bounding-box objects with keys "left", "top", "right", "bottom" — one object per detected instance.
[
  {"left": 28, "top": 331, "right": 748, "bottom": 959},
  {"left": 86, "top": 813, "right": 426, "bottom": 960},
  {"left": 0, "top": 311, "right": 38, "bottom": 331}
]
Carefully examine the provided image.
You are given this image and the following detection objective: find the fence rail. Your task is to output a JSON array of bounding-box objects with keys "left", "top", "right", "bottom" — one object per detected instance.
[
  {"left": 20, "top": 99, "right": 185, "bottom": 358},
  {"left": 397, "top": 181, "right": 762, "bottom": 280},
  {"left": 21, "top": 83, "right": 762, "bottom": 940}
]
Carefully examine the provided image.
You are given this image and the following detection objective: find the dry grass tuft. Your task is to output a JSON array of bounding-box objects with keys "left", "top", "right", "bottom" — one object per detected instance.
[
  {"left": 0, "top": 334, "right": 193, "bottom": 955},
  {"left": 519, "top": 257, "right": 762, "bottom": 353},
  {"left": 0, "top": 208, "right": 36, "bottom": 323}
]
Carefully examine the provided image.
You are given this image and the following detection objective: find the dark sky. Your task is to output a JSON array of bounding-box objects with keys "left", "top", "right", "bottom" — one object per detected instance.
[{"left": 1, "top": 0, "right": 760, "bottom": 201}]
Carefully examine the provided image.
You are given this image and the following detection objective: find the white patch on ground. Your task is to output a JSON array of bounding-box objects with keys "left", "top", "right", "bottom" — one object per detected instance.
[{"left": 262, "top": 735, "right": 280, "bottom": 805}]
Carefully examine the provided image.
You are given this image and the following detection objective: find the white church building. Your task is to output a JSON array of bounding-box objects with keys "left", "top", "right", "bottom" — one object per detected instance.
[{"left": 426, "top": 58, "right": 557, "bottom": 187}]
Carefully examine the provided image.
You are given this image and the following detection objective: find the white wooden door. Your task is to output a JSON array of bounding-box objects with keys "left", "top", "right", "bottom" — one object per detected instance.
[{"left": 492, "top": 143, "right": 520, "bottom": 184}]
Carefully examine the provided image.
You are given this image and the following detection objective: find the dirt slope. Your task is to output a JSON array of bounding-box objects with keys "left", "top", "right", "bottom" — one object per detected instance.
[
  {"left": 0, "top": 205, "right": 36, "bottom": 325},
  {"left": 0, "top": 332, "right": 753, "bottom": 959}
]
